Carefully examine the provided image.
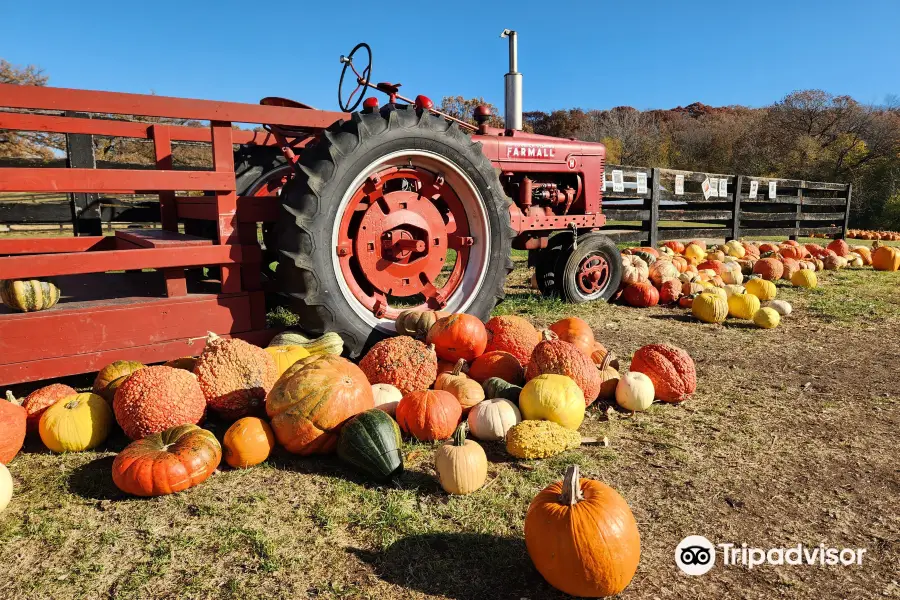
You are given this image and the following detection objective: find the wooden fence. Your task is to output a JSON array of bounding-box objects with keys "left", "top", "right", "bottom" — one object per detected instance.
[{"left": 599, "top": 166, "right": 851, "bottom": 244}]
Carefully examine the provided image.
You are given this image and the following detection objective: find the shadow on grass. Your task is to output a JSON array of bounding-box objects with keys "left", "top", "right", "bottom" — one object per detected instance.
[
  {"left": 68, "top": 456, "right": 126, "bottom": 501},
  {"left": 647, "top": 313, "right": 695, "bottom": 323},
  {"left": 351, "top": 533, "right": 563, "bottom": 600}
]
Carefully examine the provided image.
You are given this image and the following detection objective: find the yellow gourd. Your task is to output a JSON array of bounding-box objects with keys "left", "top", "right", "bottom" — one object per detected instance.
[
  {"left": 705, "top": 286, "right": 728, "bottom": 302},
  {"left": 265, "top": 345, "right": 311, "bottom": 378},
  {"left": 691, "top": 292, "right": 728, "bottom": 324},
  {"left": 791, "top": 269, "right": 817, "bottom": 289},
  {"left": 434, "top": 424, "right": 487, "bottom": 495},
  {"left": 39, "top": 393, "right": 112, "bottom": 452},
  {"left": 684, "top": 244, "right": 706, "bottom": 263},
  {"left": 727, "top": 292, "right": 761, "bottom": 320},
  {"left": 519, "top": 374, "right": 585, "bottom": 430},
  {"left": 753, "top": 307, "right": 781, "bottom": 329},
  {"left": 745, "top": 277, "right": 777, "bottom": 301}
]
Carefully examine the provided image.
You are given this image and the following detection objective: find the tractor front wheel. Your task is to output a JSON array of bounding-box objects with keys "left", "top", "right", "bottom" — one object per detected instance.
[
  {"left": 275, "top": 105, "right": 514, "bottom": 356},
  {"left": 556, "top": 233, "right": 623, "bottom": 303}
]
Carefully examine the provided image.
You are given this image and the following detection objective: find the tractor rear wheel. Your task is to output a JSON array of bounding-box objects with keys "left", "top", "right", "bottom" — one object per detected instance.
[
  {"left": 534, "top": 232, "right": 573, "bottom": 297},
  {"left": 275, "top": 105, "right": 514, "bottom": 356}
]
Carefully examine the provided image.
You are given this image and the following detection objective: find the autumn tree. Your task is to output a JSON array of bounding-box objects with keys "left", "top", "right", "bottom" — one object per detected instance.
[
  {"left": 438, "top": 96, "right": 502, "bottom": 127},
  {"left": 0, "top": 59, "right": 64, "bottom": 160}
]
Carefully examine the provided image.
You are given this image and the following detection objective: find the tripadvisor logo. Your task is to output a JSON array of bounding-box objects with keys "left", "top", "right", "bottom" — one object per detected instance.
[{"left": 675, "top": 536, "right": 867, "bottom": 575}]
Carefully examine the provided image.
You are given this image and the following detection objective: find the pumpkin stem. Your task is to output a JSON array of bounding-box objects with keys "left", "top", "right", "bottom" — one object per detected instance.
[
  {"left": 559, "top": 465, "right": 584, "bottom": 506},
  {"left": 5, "top": 390, "right": 22, "bottom": 406},
  {"left": 540, "top": 329, "right": 558, "bottom": 342},
  {"left": 599, "top": 353, "right": 614, "bottom": 372},
  {"left": 426, "top": 343, "right": 436, "bottom": 356},
  {"left": 452, "top": 422, "right": 468, "bottom": 446},
  {"left": 206, "top": 331, "right": 221, "bottom": 345},
  {"left": 451, "top": 358, "right": 467, "bottom": 377}
]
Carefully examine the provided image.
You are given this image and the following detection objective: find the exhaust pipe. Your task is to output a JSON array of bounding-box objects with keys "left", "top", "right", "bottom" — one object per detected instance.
[{"left": 500, "top": 29, "right": 522, "bottom": 131}]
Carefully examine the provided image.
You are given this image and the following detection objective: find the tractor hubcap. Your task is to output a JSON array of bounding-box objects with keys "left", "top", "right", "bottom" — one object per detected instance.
[{"left": 576, "top": 254, "right": 610, "bottom": 295}]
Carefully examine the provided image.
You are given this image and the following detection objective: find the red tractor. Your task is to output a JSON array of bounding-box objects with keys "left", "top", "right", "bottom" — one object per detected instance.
[{"left": 257, "top": 31, "right": 619, "bottom": 354}]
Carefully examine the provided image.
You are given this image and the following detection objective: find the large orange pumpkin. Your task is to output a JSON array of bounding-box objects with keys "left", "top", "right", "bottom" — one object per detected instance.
[
  {"left": 526, "top": 331, "right": 602, "bottom": 405},
  {"left": 395, "top": 389, "right": 461, "bottom": 441},
  {"left": 779, "top": 244, "right": 805, "bottom": 260},
  {"left": 467, "top": 351, "right": 524, "bottom": 385},
  {"left": 622, "top": 281, "right": 659, "bottom": 308},
  {"left": 827, "top": 239, "right": 850, "bottom": 257},
  {"left": 753, "top": 257, "right": 784, "bottom": 281},
  {"left": 111, "top": 424, "right": 221, "bottom": 497},
  {"left": 525, "top": 465, "right": 641, "bottom": 597},
  {"left": 873, "top": 246, "right": 900, "bottom": 271},
  {"left": 658, "top": 278, "right": 682, "bottom": 304},
  {"left": 265, "top": 355, "right": 374, "bottom": 455},
  {"left": 483, "top": 315, "right": 540, "bottom": 365},
  {"left": 548, "top": 317, "right": 595, "bottom": 356},
  {"left": 662, "top": 240, "right": 685, "bottom": 254},
  {"left": 630, "top": 343, "right": 696, "bottom": 403},
  {"left": 0, "top": 392, "right": 26, "bottom": 464},
  {"left": 426, "top": 314, "right": 488, "bottom": 362}
]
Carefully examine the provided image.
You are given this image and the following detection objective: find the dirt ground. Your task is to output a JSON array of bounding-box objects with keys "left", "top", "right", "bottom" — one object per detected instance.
[{"left": 1, "top": 246, "right": 899, "bottom": 599}]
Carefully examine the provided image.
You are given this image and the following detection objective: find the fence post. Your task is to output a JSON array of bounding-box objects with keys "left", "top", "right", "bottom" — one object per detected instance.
[
  {"left": 65, "top": 111, "right": 102, "bottom": 236},
  {"left": 647, "top": 167, "right": 660, "bottom": 246},
  {"left": 790, "top": 182, "right": 803, "bottom": 241},
  {"left": 729, "top": 175, "right": 742, "bottom": 241},
  {"left": 842, "top": 183, "right": 853, "bottom": 240}
]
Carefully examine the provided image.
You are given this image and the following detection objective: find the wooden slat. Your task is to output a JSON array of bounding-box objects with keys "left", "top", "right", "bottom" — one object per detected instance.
[
  {"left": 596, "top": 224, "right": 645, "bottom": 231},
  {"left": 602, "top": 209, "right": 650, "bottom": 221},
  {"left": 597, "top": 230, "right": 645, "bottom": 243},
  {"left": 0, "top": 244, "right": 257, "bottom": 279},
  {"left": 658, "top": 190, "right": 736, "bottom": 203},
  {"left": 740, "top": 212, "right": 798, "bottom": 221},
  {"left": 740, "top": 197, "right": 800, "bottom": 205},
  {"left": 657, "top": 227, "right": 728, "bottom": 241},
  {"left": 805, "top": 182, "right": 849, "bottom": 191},
  {"left": 0, "top": 236, "right": 114, "bottom": 255},
  {"left": 658, "top": 169, "right": 734, "bottom": 183},
  {"left": 0, "top": 168, "right": 234, "bottom": 193},
  {"left": 601, "top": 191, "right": 650, "bottom": 200},
  {"left": 740, "top": 226, "right": 842, "bottom": 237},
  {"left": 657, "top": 209, "right": 733, "bottom": 221},
  {"left": 115, "top": 229, "right": 213, "bottom": 248},
  {"left": 799, "top": 212, "right": 844, "bottom": 221},
  {"left": 802, "top": 197, "right": 848, "bottom": 206}
]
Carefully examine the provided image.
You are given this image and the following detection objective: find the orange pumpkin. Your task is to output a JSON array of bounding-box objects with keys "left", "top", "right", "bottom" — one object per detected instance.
[
  {"left": 670, "top": 255, "right": 689, "bottom": 273},
  {"left": 622, "top": 281, "right": 659, "bottom": 308},
  {"left": 525, "top": 465, "right": 641, "bottom": 597},
  {"left": 753, "top": 257, "right": 784, "bottom": 280},
  {"left": 873, "top": 246, "right": 900, "bottom": 271},
  {"left": 658, "top": 278, "right": 682, "bottom": 304},
  {"left": 111, "top": 424, "right": 221, "bottom": 497},
  {"left": 779, "top": 244, "right": 805, "bottom": 260},
  {"left": 223, "top": 417, "right": 275, "bottom": 469},
  {"left": 526, "top": 331, "right": 602, "bottom": 406},
  {"left": 426, "top": 314, "right": 488, "bottom": 362},
  {"left": 265, "top": 355, "right": 374, "bottom": 455},
  {"left": 467, "top": 351, "right": 524, "bottom": 385},
  {"left": 827, "top": 239, "right": 850, "bottom": 257},
  {"left": 434, "top": 359, "right": 485, "bottom": 412},
  {"left": 395, "top": 389, "right": 461, "bottom": 441},
  {"left": 696, "top": 259, "right": 725, "bottom": 275},
  {"left": 548, "top": 317, "right": 595, "bottom": 356},
  {"left": 662, "top": 240, "right": 685, "bottom": 254},
  {"left": 483, "top": 315, "right": 540, "bottom": 365}
]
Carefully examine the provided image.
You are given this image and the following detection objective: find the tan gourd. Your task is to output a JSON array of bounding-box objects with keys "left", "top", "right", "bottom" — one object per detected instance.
[{"left": 434, "top": 423, "right": 488, "bottom": 495}]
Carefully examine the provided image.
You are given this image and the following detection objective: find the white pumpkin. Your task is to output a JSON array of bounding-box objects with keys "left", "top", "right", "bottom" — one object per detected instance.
[
  {"left": 721, "top": 268, "right": 743, "bottom": 285},
  {"left": 0, "top": 463, "right": 11, "bottom": 513},
  {"left": 615, "top": 372, "right": 655, "bottom": 412},
  {"left": 467, "top": 398, "right": 522, "bottom": 442},
  {"left": 768, "top": 300, "right": 793, "bottom": 316},
  {"left": 621, "top": 254, "right": 649, "bottom": 285},
  {"left": 722, "top": 284, "right": 746, "bottom": 298},
  {"left": 847, "top": 254, "right": 863, "bottom": 268},
  {"left": 371, "top": 383, "right": 403, "bottom": 417},
  {"left": 649, "top": 260, "right": 680, "bottom": 287}
]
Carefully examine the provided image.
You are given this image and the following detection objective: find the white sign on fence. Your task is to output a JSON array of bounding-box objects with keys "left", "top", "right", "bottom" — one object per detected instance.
[
  {"left": 718, "top": 178, "right": 728, "bottom": 198},
  {"left": 769, "top": 181, "right": 777, "bottom": 199},
  {"left": 749, "top": 180, "right": 759, "bottom": 199},
  {"left": 612, "top": 170, "right": 625, "bottom": 193},
  {"left": 636, "top": 172, "right": 648, "bottom": 195},
  {"left": 675, "top": 174, "right": 685, "bottom": 196},
  {"left": 701, "top": 178, "right": 713, "bottom": 200},
  {"left": 709, "top": 178, "right": 719, "bottom": 198}
]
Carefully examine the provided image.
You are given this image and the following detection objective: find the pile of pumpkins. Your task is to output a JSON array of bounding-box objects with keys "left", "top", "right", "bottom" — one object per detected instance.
[
  {"left": 0, "top": 313, "right": 700, "bottom": 598},
  {"left": 616, "top": 237, "right": 900, "bottom": 328},
  {"left": 847, "top": 229, "right": 900, "bottom": 241}
]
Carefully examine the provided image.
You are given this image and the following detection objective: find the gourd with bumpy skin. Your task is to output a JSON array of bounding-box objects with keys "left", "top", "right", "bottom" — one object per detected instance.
[
  {"left": 467, "top": 398, "right": 521, "bottom": 441},
  {"left": 548, "top": 317, "right": 595, "bottom": 356},
  {"left": 745, "top": 277, "right": 777, "bottom": 301},
  {"left": 267, "top": 331, "right": 345, "bottom": 355},
  {"left": 358, "top": 336, "right": 437, "bottom": 396},
  {"left": 223, "top": 417, "right": 275, "bottom": 469},
  {"left": 0, "top": 463, "right": 11, "bottom": 513},
  {"left": 691, "top": 292, "right": 728, "bottom": 324},
  {"left": 827, "top": 239, "right": 850, "bottom": 257},
  {"left": 483, "top": 315, "right": 540, "bottom": 365},
  {"left": 434, "top": 359, "right": 485, "bottom": 412},
  {"left": 629, "top": 344, "right": 696, "bottom": 403},
  {"left": 435, "top": 423, "right": 487, "bottom": 495},
  {"left": 467, "top": 351, "right": 524, "bottom": 385},
  {"left": 337, "top": 409, "right": 404, "bottom": 485},
  {"left": 0, "top": 279, "right": 61, "bottom": 312},
  {"left": 394, "top": 309, "right": 449, "bottom": 338},
  {"left": 265, "top": 345, "right": 311, "bottom": 378},
  {"left": 753, "top": 258, "right": 784, "bottom": 281},
  {"left": 112, "top": 424, "right": 221, "bottom": 497},
  {"left": 15, "top": 384, "right": 76, "bottom": 434},
  {"left": 727, "top": 292, "right": 761, "bottom": 320},
  {"left": 526, "top": 331, "right": 602, "bottom": 405},
  {"left": 194, "top": 332, "right": 278, "bottom": 420},
  {"left": 481, "top": 377, "right": 522, "bottom": 403},
  {"left": 0, "top": 392, "right": 26, "bottom": 464},
  {"left": 114, "top": 366, "right": 207, "bottom": 440},
  {"left": 395, "top": 389, "right": 461, "bottom": 441},
  {"left": 426, "top": 314, "right": 488, "bottom": 362},
  {"left": 371, "top": 383, "right": 403, "bottom": 417},
  {"left": 266, "top": 355, "right": 374, "bottom": 455},
  {"left": 753, "top": 307, "right": 781, "bottom": 329},
  {"left": 93, "top": 360, "right": 144, "bottom": 404},
  {"left": 615, "top": 372, "right": 655, "bottom": 411},
  {"left": 39, "top": 393, "right": 112, "bottom": 452},
  {"left": 525, "top": 465, "right": 641, "bottom": 598},
  {"left": 519, "top": 374, "right": 585, "bottom": 430},
  {"left": 658, "top": 279, "right": 681, "bottom": 304},
  {"left": 505, "top": 420, "right": 581, "bottom": 459}
]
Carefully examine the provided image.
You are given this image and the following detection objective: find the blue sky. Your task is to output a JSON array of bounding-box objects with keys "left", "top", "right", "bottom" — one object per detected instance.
[{"left": 3, "top": 0, "right": 898, "bottom": 113}]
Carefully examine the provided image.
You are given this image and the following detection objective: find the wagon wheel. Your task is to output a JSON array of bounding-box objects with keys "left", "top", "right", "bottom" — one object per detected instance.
[
  {"left": 555, "top": 233, "right": 623, "bottom": 303},
  {"left": 274, "top": 105, "right": 514, "bottom": 356}
]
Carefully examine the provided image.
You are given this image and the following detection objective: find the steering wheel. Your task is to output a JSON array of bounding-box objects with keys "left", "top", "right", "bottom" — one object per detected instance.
[{"left": 338, "top": 43, "right": 372, "bottom": 112}]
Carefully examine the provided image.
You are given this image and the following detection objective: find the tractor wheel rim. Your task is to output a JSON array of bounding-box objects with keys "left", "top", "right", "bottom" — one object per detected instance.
[
  {"left": 247, "top": 164, "right": 292, "bottom": 198},
  {"left": 576, "top": 254, "right": 610, "bottom": 297},
  {"left": 332, "top": 150, "right": 490, "bottom": 330}
]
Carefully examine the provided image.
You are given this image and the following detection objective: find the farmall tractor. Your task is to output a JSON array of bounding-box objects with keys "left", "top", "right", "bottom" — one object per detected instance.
[{"left": 259, "top": 30, "right": 620, "bottom": 354}]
